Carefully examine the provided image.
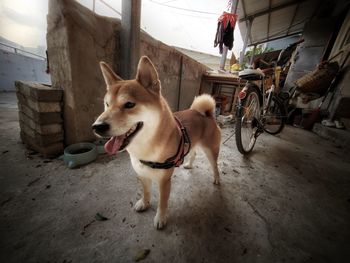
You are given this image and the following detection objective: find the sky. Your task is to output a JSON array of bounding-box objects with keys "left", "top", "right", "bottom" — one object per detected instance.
[{"left": 0, "top": 0, "right": 243, "bottom": 57}]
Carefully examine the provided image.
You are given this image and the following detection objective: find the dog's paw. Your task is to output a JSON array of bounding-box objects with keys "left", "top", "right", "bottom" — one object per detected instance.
[
  {"left": 134, "top": 199, "right": 150, "bottom": 212},
  {"left": 153, "top": 212, "right": 167, "bottom": 230},
  {"left": 183, "top": 163, "right": 193, "bottom": 169},
  {"left": 213, "top": 177, "right": 220, "bottom": 185}
]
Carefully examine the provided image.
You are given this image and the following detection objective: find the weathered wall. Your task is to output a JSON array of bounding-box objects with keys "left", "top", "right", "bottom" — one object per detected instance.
[
  {"left": 140, "top": 35, "right": 208, "bottom": 111},
  {"left": 139, "top": 36, "right": 182, "bottom": 111},
  {"left": 180, "top": 56, "right": 208, "bottom": 109},
  {"left": 326, "top": 8, "right": 350, "bottom": 126},
  {"left": 47, "top": 0, "right": 208, "bottom": 145},
  {"left": 47, "top": 0, "right": 119, "bottom": 145}
]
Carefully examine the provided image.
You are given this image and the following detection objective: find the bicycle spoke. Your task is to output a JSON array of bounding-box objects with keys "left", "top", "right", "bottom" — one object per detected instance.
[
  {"left": 263, "top": 96, "right": 286, "bottom": 135},
  {"left": 236, "top": 87, "right": 260, "bottom": 154}
]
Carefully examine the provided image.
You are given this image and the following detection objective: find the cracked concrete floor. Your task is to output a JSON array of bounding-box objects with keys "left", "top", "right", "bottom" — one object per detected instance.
[{"left": 1, "top": 92, "right": 350, "bottom": 263}]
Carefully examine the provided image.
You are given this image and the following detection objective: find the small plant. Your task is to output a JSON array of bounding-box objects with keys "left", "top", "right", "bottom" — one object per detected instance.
[{"left": 242, "top": 45, "right": 274, "bottom": 68}]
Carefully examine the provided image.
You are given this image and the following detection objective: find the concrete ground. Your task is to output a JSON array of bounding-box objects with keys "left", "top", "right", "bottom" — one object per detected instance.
[{"left": 1, "top": 92, "right": 349, "bottom": 263}]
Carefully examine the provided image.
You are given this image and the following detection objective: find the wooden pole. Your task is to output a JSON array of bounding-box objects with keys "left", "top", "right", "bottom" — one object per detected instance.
[
  {"left": 121, "top": 0, "right": 141, "bottom": 79},
  {"left": 219, "top": 0, "right": 239, "bottom": 71},
  {"left": 239, "top": 17, "right": 252, "bottom": 66},
  {"left": 249, "top": 44, "right": 257, "bottom": 66}
]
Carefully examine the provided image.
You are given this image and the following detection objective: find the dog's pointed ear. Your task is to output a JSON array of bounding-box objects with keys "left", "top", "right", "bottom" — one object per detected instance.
[
  {"left": 136, "top": 56, "right": 160, "bottom": 93},
  {"left": 100, "top": 61, "right": 123, "bottom": 86}
]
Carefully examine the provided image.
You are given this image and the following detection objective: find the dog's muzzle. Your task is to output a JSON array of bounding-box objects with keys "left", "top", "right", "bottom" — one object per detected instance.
[{"left": 92, "top": 122, "right": 110, "bottom": 136}]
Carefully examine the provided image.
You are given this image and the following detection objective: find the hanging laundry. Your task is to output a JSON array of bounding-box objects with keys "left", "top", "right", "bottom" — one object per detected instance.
[{"left": 214, "top": 12, "right": 237, "bottom": 54}]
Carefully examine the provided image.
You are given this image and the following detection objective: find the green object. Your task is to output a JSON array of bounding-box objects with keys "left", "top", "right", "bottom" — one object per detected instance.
[
  {"left": 95, "top": 213, "right": 108, "bottom": 221},
  {"left": 63, "top": 142, "right": 98, "bottom": 168},
  {"left": 133, "top": 249, "right": 151, "bottom": 262}
]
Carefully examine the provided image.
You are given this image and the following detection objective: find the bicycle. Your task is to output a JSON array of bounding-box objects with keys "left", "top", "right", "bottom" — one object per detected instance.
[{"left": 234, "top": 66, "right": 287, "bottom": 154}]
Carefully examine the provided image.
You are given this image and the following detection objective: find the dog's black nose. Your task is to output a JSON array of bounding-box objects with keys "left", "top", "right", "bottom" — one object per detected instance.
[{"left": 92, "top": 122, "right": 110, "bottom": 134}]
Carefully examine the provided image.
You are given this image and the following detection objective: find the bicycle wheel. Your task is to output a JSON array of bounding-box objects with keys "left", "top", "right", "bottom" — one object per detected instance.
[
  {"left": 263, "top": 95, "right": 286, "bottom": 135},
  {"left": 235, "top": 86, "right": 261, "bottom": 154}
]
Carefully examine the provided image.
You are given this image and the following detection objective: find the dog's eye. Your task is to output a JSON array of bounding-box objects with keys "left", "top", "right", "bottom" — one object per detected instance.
[
  {"left": 124, "top": 102, "right": 135, "bottom": 109},
  {"left": 105, "top": 102, "right": 109, "bottom": 107}
]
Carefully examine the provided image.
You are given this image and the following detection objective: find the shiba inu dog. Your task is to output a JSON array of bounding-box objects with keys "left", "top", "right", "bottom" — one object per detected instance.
[{"left": 92, "top": 56, "right": 221, "bottom": 229}]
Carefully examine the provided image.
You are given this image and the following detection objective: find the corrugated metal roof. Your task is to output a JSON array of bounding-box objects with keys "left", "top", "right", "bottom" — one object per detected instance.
[{"left": 237, "top": 0, "right": 321, "bottom": 46}]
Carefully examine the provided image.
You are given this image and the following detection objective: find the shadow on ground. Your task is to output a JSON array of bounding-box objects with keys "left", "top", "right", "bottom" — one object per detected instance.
[{"left": 1, "top": 92, "right": 350, "bottom": 263}]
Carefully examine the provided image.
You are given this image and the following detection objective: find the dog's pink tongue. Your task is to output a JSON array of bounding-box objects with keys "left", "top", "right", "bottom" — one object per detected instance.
[{"left": 104, "top": 136, "right": 124, "bottom": 155}]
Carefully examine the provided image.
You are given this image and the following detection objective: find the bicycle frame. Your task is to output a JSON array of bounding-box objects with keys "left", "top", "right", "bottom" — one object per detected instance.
[
  {"left": 234, "top": 44, "right": 298, "bottom": 154},
  {"left": 237, "top": 78, "right": 269, "bottom": 116},
  {"left": 236, "top": 75, "right": 283, "bottom": 139}
]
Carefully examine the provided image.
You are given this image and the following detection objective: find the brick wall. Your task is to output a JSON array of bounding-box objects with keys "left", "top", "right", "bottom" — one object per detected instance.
[{"left": 15, "top": 81, "right": 64, "bottom": 157}]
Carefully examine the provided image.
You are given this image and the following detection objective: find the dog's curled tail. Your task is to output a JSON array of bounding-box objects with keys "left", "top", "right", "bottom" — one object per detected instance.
[{"left": 190, "top": 94, "right": 216, "bottom": 118}]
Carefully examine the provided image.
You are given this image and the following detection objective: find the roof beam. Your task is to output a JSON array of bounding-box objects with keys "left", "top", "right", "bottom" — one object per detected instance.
[
  {"left": 267, "top": 0, "right": 272, "bottom": 40},
  {"left": 310, "top": 1, "right": 322, "bottom": 20},
  {"left": 286, "top": 3, "right": 300, "bottom": 35},
  {"left": 241, "top": 0, "right": 253, "bottom": 45},
  {"left": 249, "top": 31, "right": 302, "bottom": 46},
  {"left": 239, "top": 0, "right": 307, "bottom": 22},
  {"left": 241, "top": 0, "right": 248, "bottom": 33}
]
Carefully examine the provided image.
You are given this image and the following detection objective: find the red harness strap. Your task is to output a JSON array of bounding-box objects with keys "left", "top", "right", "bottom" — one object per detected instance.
[{"left": 140, "top": 116, "right": 191, "bottom": 169}]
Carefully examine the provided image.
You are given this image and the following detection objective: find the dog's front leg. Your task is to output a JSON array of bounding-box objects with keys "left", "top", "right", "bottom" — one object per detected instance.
[
  {"left": 134, "top": 176, "right": 152, "bottom": 212},
  {"left": 154, "top": 175, "right": 172, "bottom": 229}
]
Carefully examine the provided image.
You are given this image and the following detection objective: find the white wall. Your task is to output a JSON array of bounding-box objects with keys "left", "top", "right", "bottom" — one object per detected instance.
[{"left": 0, "top": 50, "right": 51, "bottom": 91}]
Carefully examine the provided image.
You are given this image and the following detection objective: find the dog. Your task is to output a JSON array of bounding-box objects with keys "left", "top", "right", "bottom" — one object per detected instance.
[{"left": 92, "top": 56, "right": 221, "bottom": 229}]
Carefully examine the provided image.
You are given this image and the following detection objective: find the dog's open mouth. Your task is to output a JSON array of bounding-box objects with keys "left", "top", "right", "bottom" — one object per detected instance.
[{"left": 104, "top": 122, "right": 143, "bottom": 155}]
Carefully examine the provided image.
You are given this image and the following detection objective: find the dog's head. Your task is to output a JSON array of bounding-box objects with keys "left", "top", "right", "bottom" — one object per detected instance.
[{"left": 92, "top": 56, "right": 161, "bottom": 154}]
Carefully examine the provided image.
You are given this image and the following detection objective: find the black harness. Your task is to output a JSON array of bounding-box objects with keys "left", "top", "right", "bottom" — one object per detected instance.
[{"left": 140, "top": 116, "right": 191, "bottom": 169}]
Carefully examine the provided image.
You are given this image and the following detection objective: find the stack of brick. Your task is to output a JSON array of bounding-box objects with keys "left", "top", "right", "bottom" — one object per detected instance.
[{"left": 15, "top": 81, "right": 64, "bottom": 158}]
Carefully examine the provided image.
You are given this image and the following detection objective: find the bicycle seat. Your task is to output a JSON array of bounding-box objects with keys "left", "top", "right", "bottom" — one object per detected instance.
[{"left": 239, "top": 68, "right": 265, "bottom": 80}]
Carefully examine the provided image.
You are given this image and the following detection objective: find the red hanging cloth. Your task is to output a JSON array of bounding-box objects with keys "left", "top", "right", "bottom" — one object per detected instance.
[
  {"left": 214, "top": 12, "right": 237, "bottom": 54},
  {"left": 218, "top": 12, "right": 237, "bottom": 29}
]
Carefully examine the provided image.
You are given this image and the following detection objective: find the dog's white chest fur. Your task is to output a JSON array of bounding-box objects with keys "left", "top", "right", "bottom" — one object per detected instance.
[{"left": 129, "top": 155, "right": 172, "bottom": 182}]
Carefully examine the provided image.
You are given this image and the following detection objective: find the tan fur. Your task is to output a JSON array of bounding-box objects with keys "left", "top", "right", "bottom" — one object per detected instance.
[
  {"left": 93, "top": 56, "right": 221, "bottom": 229},
  {"left": 190, "top": 94, "right": 216, "bottom": 117}
]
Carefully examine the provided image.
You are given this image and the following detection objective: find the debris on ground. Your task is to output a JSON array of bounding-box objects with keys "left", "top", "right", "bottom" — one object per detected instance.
[
  {"left": 216, "top": 114, "right": 234, "bottom": 127},
  {"left": 25, "top": 151, "right": 37, "bottom": 159},
  {"left": 95, "top": 213, "right": 108, "bottom": 221},
  {"left": 133, "top": 249, "right": 151, "bottom": 262},
  {"left": 27, "top": 178, "right": 40, "bottom": 187},
  {"left": 81, "top": 219, "right": 96, "bottom": 234},
  {"left": 224, "top": 227, "right": 232, "bottom": 233},
  {"left": 1, "top": 196, "right": 13, "bottom": 207}
]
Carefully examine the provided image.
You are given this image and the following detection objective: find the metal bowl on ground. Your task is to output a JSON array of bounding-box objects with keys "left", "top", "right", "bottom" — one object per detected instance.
[{"left": 63, "top": 142, "right": 98, "bottom": 168}]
